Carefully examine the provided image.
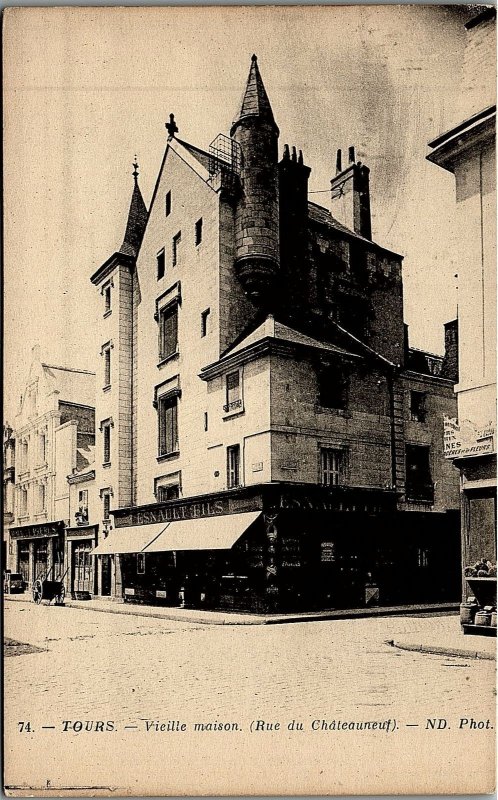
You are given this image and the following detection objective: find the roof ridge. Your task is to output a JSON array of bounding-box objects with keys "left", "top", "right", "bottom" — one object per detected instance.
[{"left": 43, "top": 363, "right": 96, "bottom": 375}]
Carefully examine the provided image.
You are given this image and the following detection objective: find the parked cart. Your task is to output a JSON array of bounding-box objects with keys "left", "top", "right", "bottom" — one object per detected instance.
[{"left": 32, "top": 566, "right": 68, "bottom": 605}]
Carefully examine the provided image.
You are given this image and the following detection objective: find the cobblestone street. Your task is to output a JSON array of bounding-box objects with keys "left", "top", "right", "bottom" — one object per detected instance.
[{"left": 5, "top": 601, "right": 496, "bottom": 795}]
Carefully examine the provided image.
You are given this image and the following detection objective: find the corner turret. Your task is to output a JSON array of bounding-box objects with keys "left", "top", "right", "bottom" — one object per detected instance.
[{"left": 230, "top": 55, "right": 280, "bottom": 303}]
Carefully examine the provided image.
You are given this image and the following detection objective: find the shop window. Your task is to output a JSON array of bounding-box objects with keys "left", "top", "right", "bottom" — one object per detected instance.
[
  {"left": 405, "top": 444, "right": 433, "bottom": 502},
  {"left": 227, "top": 444, "right": 241, "bottom": 489},
  {"left": 320, "top": 448, "right": 342, "bottom": 486},
  {"left": 195, "top": 218, "right": 203, "bottom": 246},
  {"left": 137, "top": 554, "right": 146, "bottom": 574},
  {"left": 158, "top": 395, "right": 179, "bottom": 457},
  {"left": 201, "top": 308, "right": 210, "bottom": 337},
  {"left": 319, "top": 366, "right": 348, "bottom": 410},
  {"left": 165, "top": 191, "right": 171, "bottom": 217},
  {"left": 417, "top": 547, "right": 429, "bottom": 568},
  {"left": 157, "top": 484, "right": 180, "bottom": 502},
  {"left": 224, "top": 371, "right": 242, "bottom": 413},
  {"left": 172, "top": 231, "right": 181, "bottom": 266},
  {"left": 157, "top": 248, "right": 165, "bottom": 281},
  {"left": 158, "top": 304, "right": 178, "bottom": 361},
  {"left": 410, "top": 391, "right": 427, "bottom": 422}
]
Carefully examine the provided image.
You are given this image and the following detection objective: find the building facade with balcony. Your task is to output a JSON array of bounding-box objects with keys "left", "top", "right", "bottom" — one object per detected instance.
[
  {"left": 9, "top": 346, "right": 96, "bottom": 591},
  {"left": 91, "top": 56, "right": 460, "bottom": 612},
  {"left": 427, "top": 8, "right": 496, "bottom": 608}
]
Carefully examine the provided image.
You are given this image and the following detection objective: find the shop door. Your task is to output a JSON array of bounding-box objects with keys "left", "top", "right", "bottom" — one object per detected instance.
[
  {"left": 101, "top": 555, "right": 111, "bottom": 596},
  {"left": 74, "top": 542, "right": 93, "bottom": 594},
  {"left": 34, "top": 540, "right": 48, "bottom": 581},
  {"left": 18, "top": 543, "right": 30, "bottom": 585}
]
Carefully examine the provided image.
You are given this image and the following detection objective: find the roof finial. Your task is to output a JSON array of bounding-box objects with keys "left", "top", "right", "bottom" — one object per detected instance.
[
  {"left": 166, "top": 113, "right": 179, "bottom": 138},
  {"left": 132, "top": 155, "right": 139, "bottom": 184},
  {"left": 251, "top": 53, "right": 257, "bottom": 62}
]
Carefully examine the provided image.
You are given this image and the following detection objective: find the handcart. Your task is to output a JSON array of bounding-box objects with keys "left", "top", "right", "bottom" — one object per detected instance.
[{"left": 32, "top": 566, "right": 68, "bottom": 605}]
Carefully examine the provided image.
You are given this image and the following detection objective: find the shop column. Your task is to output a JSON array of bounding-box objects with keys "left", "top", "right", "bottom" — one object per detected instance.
[
  {"left": 264, "top": 512, "right": 279, "bottom": 612},
  {"left": 28, "top": 540, "right": 35, "bottom": 587}
]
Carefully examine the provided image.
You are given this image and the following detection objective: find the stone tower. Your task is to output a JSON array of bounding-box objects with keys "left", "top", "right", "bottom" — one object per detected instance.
[{"left": 230, "top": 55, "right": 280, "bottom": 303}]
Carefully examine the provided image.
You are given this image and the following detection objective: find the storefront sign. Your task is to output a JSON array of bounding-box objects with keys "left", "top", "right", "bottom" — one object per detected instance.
[
  {"left": 10, "top": 522, "right": 64, "bottom": 540},
  {"left": 444, "top": 417, "right": 495, "bottom": 459},
  {"left": 116, "top": 499, "right": 228, "bottom": 528}
]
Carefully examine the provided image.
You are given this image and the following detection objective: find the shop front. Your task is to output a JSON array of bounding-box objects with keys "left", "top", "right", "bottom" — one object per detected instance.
[
  {"left": 10, "top": 521, "right": 65, "bottom": 588},
  {"left": 65, "top": 525, "right": 98, "bottom": 599},
  {"left": 92, "top": 485, "right": 461, "bottom": 613}
]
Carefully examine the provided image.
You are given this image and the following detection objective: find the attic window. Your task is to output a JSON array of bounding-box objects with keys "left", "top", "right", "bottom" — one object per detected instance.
[
  {"left": 195, "top": 218, "right": 203, "bottom": 246},
  {"left": 165, "top": 191, "right": 171, "bottom": 217}
]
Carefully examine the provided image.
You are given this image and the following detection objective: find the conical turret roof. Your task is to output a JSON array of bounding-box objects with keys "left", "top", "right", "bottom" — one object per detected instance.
[
  {"left": 119, "top": 170, "right": 148, "bottom": 259},
  {"left": 231, "top": 55, "right": 278, "bottom": 134}
]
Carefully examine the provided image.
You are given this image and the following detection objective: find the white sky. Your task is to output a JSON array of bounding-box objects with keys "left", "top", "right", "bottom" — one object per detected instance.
[{"left": 4, "top": 5, "right": 471, "bottom": 421}]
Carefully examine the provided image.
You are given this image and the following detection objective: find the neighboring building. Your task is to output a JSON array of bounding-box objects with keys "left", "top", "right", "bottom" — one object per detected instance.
[
  {"left": 3, "top": 423, "right": 16, "bottom": 570},
  {"left": 427, "top": 8, "right": 496, "bottom": 604},
  {"left": 9, "top": 345, "right": 96, "bottom": 591},
  {"left": 65, "top": 443, "right": 98, "bottom": 598},
  {"left": 91, "top": 56, "right": 460, "bottom": 612}
]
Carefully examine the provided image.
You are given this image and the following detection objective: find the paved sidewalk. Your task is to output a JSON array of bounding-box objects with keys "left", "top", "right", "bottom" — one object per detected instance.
[
  {"left": 5, "top": 592, "right": 458, "bottom": 626},
  {"left": 389, "top": 618, "right": 496, "bottom": 661}
]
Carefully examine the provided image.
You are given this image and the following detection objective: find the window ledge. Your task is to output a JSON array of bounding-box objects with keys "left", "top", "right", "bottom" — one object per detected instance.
[
  {"left": 222, "top": 405, "right": 245, "bottom": 420},
  {"left": 19, "top": 471, "right": 30, "bottom": 480},
  {"left": 34, "top": 511, "right": 48, "bottom": 520},
  {"left": 157, "top": 451, "right": 180, "bottom": 464},
  {"left": 18, "top": 515, "right": 29, "bottom": 523},
  {"left": 103, "top": 384, "right": 111, "bottom": 393},
  {"left": 102, "top": 461, "right": 112, "bottom": 469},
  {"left": 315, "top": 405, "right": 350, "bottom": 417},
  {"left": 103, "top": 309, "right": 112, "bottom": 319},
  {"left": 34, "top": 463, "right": 48, "bottom": 472},
  {"left": 157, "top": 351, "right": 180, "bottom": 369}
]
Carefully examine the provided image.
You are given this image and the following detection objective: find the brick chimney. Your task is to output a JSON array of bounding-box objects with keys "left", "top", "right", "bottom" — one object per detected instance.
[
  {"left": 442, "top": 319, "right": 459, "bottom": 383},
  {"left": 330, "top": 146, "right": 372, "bottom": 240}
]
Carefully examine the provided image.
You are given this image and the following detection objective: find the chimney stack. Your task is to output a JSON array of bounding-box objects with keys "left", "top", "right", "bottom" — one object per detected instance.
[{"left": 330, "top": 147, "right": 372, "bottom": 240}]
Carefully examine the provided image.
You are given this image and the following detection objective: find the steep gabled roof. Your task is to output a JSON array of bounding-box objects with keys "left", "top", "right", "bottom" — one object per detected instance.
[
  {"left": 308, "top": 201, "right": 403, "bottom": 258},
  {"left": 42, "top": 364, "right": 95, "bottom": 407},
  {"left": 223, "top": 315, "right": 360, "bottom": 360}
]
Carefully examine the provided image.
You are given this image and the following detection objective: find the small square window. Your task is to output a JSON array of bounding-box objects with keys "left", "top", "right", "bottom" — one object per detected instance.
[
  {"left": 201, "top": 308, "right": 210, "bottom": 337},
  {"left": 157, "top": 249, "right": 165, "bottom": 280},
  {"left": 195, "top": 218, "right": 203, "bottom": 246},
  {"left": 165, "top": 191, "right": 171, "bottom": 217},
  {"left": 157, "top": 484, "right": 180, "bottom": 502},
  {"left": 172, "top": 232, "right": 181, "bottom": 266},
  {"left": 321, "top": 448, "right": 342, "bottom": 486}
]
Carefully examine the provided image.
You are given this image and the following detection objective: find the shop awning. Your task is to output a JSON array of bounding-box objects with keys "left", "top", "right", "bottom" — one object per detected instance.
[
  {"left": 91, "top": 523, "right": 167, "bottom": 555},
  {"left": 143, "top": 511, "right": 261, "bottom": 552}
]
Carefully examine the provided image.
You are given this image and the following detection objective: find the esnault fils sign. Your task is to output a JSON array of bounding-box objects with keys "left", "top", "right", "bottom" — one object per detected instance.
[
  {"left": 116, "top": 499, "right": 227, "bottom": 528},
  {"left": 444, "top": 417, "right": 495, "bottom": 459}
]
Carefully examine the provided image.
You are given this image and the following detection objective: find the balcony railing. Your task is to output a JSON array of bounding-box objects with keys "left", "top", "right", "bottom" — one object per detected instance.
[
  {"left": 405, "top": 482, "right": 435, "bottom": 503},
  {"left": 223, "top": 399, "right": 243, "bottom": 413}
]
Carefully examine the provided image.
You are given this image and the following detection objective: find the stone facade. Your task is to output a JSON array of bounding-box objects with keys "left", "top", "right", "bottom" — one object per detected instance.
[{"left": 90, "top": 56, "right": 461, "bottom": 611}]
